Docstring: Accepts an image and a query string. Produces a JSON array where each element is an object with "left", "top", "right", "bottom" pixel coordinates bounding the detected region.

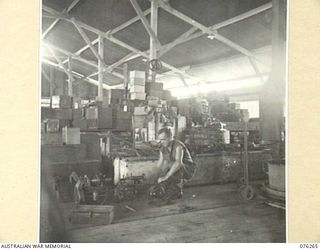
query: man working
[{"left": 149, "top": 127, "right": 196, "bottom": 204}]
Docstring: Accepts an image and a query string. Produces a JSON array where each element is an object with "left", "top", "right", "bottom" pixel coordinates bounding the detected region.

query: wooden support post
[
  {"left": 123, "top": 63, "right": 129, "bottom": 100},
  {"left": 68, "top": 55, "right": 73, "bottom": 96},
  {"left": 259, "top": 0, "right": 286, "bottom": 160},
  {"left": 49, "top": 66, "right": 54, "bottom": 96},
  {"left": 98, "top": 35, "right": 104, "bottom": 100},
  {"left": 150, "top": 0, "right": 158, "bottom": 83}
]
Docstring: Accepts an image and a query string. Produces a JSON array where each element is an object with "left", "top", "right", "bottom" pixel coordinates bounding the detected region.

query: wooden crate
[
  {"left": 69, "top": 205, "right": 114, "bottom": 225},
  {"left": 51, "top": 95, "right": 73, "bottom": 109},
  {"left": 62, "top": 127, "right": 80, "bottom": 144}
]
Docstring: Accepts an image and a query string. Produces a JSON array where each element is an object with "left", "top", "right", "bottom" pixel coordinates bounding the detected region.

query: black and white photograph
[{"left": 40, "top": 0, "right": 287, "bottom": 243}]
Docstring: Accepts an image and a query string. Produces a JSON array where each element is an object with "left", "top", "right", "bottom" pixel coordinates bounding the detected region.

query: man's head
[{"left": 158, "top": 127, "right": 173, "bottom": 148}]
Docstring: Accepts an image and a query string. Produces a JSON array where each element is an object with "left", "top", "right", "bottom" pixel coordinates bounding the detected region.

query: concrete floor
[{"left": 60, "top": 183, "right": 286, "bottom": 243}]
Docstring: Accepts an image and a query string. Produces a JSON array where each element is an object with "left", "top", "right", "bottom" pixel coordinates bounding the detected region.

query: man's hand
[{"left": 158, "top": 176, "right": 168, "bottom": 183}]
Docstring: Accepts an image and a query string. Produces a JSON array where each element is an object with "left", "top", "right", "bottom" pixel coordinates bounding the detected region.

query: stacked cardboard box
[
  {"left": 113, "top": 106, "right": 132, "bottom": 131},
  {"left": 129, "top": 71, "right": 146, "bottom": 100},
  {"left": 41, "top": 132, "right": 63, "bottom": 145},
  {"left": 41, "top": 108, "right": 73, "bottom": 120},
  {"left": 45, "top": 95, "right": 74, "bottom": 131},
  {"left": 104, "top": 89, "right": 124, "bottom": 105},
  {"left": 85, "top": 106, "right": 113, "bottom": 130},
  {"left": 80, "top": 133, "right": 101, "bottom": 160},
  {"left": 97, "top": 107, "right": 113, "bottom": 129},
  {"left": 62, "top": 127, "right": 80, "bottom": 144},
  {"left": 45, "top": 119, "right": 60, "bottom": 133},
  {"left": 51, "top": 95, "right": 73, "bottom": 109},
  {"left": 133, "top": 116, "right": 146, "bottom": 128},
  {"left": 130, "top": 92, "right": 146, "bottom": 100},
  {"left": 145, "top": 82, "right": 163, "bottom": 98},
  {"left": 73, "top": 97, "right": 81, "bottom": 109}
]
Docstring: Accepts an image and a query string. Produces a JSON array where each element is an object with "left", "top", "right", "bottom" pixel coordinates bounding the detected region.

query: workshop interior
[{"left": 40, "top": 0, "right": 287, "bottom": 243}]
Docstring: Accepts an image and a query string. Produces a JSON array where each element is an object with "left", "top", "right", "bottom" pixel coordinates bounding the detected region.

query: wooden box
[
  {"left": 129, "top": 84, "right": 145, "bottom": 93},
  {"left": 130, "top": 92, "right": 146, "bottom": 100},
  {"left": 69, "top": 205, "right": 114, "bottom": 225},
  {"left": 97, "top": 107, "right": 113, "bottom": 129},
  {"left": 62, "top": 127, "right": 80, "bottom": 145},
  {"left": 51, "top": 95, "right": 73, "bottom": 109},
  {"left": 53, "top": 109, "right": 73, "bottom": 120},
  {"left": 45, "top": 119, "right": 60, "bottom": 133},
  {"left": 42, "top": 132, "right": 62, "bottom": 145},
  {"left": 148, "top": 90, "right": 163, "bottom": 99},
  {"left": 145, "top": 82, "right": 163, "bottom": 92},
  {"left": 85, "top": 107, "right": 98, "bottom": 120}
]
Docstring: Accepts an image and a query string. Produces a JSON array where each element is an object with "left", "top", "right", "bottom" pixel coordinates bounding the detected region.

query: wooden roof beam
[
  {"left": 42, "top": 58, "right": 122, "bottom": 89},
  {"left": 43, "top": 42, "right": 124, "bottom": 80},
  {"left": 42, "top": 0, "right": 81, "bottom": 39},
  {"left": 65, "top": 8, "right": 151, "bottom": 62},
  {"left": 71, "top": 18, "right": 106, "bottom": 66},
  {"left": 158, "top": 0, "right": 271, "bottom": 68},
  {"left": 129, "top": 0, "right": 161, "bottom": 49},
  {"left": 45, "top": 45, "right": 75, "bottom": 81},
  {"left": 106, "top": 3, "right": 272, "bottom": 68},
  {"left": 42, "top": 5, "right": 203, "bottom": 83}
]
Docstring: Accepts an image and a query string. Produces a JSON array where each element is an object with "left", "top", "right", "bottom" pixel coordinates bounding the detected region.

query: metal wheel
[{"left": 239, "top": 185, "right": 255, "bottom": 200}]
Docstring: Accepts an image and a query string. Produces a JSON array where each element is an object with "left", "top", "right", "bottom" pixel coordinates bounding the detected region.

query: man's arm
[
  {"left": 158, "top": 145, "right": 183, "bottom": 183},
  {"left": 157, "top": 150, "right": 164, "bottom": 168}
]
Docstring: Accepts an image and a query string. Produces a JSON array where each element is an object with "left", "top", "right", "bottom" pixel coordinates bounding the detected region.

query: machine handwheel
[{"left": 239, "top": 185, "right": 255, "bottom": 200}]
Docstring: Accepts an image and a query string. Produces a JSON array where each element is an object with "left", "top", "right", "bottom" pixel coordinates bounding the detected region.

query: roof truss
[{"left": 41, "top": 1, "right": 272, "bottom": 89}]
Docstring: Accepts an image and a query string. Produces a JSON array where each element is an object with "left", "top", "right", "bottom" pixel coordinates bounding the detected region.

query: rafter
[
  {"left": 130, "top": 0, "right": 161, "bottom": 48},
  {"left": 42, "top": 0, "right": 80, "bottom": 39},
  {"left": 158, "top": 27, "right": 198, "bottom": 58},
  {"left": 98, "top": 35, "right": 104, "bottom": 98},
  {"left": 87, "top": 52, "right": 136, "bottom": 78},
  {"left": 63, "top": 3, "right": 271, "bottom": 66},
  {"left": 71, "top": 18, "right": 106, "bottom": 66},
  {"left": 42, "top": 58, "right": 123, "bottom": 89},
  {"left": 42, "top": 3, "right": 272, "bottom": 85},
  {"left": 43, "top": 42, "right": 124, "bottom": 80},
  {"left": 42, "top": 5, "right": 203, "bottom": 83},
  {"left": 178, "top": 74, "right": 190, "bottom": 89},
  {"left": 42, "top": 13, "right": 57, "bottom": 19},
  {"left": 102, "top": 3, "right": 272, "bottom": 74},
  {"left": 45, "top": 45, "right": 75, "bottom": 81},
  {"left": 248, "top": 57, "right": 265, "bottom": 84},
  {"left": 158, "top": 0, "right": 271, "bottom": 68},
  {"left": 62, "top": 8, "right": 151, "bottom": 64},
  {"left": 109, "top": 9, "right": 151, "bottom": 35},
  {"left": 167, "top": 73, "right": 270, "bottom": 90},
  {"left": 105, "top": 33, "right": 203, "bottom": 83}
]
